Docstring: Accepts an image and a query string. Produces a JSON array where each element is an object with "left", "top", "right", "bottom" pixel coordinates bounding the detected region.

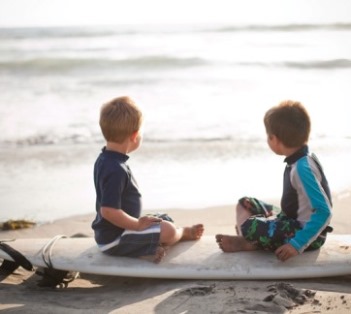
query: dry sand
[{"left": 1, "top": 191, "right": 351, "bottom": 313}]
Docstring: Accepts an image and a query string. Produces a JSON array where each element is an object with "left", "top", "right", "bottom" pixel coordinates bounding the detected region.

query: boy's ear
[
  {"left": 268, "top": 134, "right": 275, "bottom": 141},
  {"left": 130, "top": 131, "right": 139, "bottom": 142}
]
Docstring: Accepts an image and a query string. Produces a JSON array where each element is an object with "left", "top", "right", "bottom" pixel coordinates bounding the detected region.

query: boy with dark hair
[{"left": 216, "top": 100, "right": 332, "bottom": 262}]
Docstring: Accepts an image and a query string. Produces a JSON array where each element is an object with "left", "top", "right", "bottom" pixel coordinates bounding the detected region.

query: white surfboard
[{"left": 0, "top": 234, "right": 350, "bottom": 279}]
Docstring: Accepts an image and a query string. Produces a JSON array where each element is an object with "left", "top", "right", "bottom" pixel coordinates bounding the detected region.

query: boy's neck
[
  {"left": 283, "top": 145, "right": 306, "bottom": 158},
  {"left": 105, "top": 141, "right": 128, "bottom": 154}
]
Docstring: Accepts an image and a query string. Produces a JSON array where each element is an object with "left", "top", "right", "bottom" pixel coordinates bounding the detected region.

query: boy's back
[{"left": 92, "top": 147, "right": 142, "bottom": 245}]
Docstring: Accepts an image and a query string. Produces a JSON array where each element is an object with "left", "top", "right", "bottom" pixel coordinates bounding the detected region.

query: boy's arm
[
  {"left": 100, "top": 207, "right": 161, "bottom": 231},
  {"left": 289, "top": 209, "right": 331, "bottom": 253},
  {"left": 288, "top": 159, "right": 332, "bottom": 253}
]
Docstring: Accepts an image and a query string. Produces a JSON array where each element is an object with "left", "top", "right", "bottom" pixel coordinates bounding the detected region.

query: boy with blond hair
[
  {"left": 216, "top": 100, "right": 333, "bottom": 262},
  {"left": 92, "top": 96, "right": 204, "bottom": 263}
]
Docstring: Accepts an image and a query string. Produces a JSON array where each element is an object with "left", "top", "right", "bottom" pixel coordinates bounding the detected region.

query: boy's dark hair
[
  {"left": 264, "top": 100, "right": 311, "bottom": 148},
  {"left": 99, "top": 96, "right": 143, "bottom": 143}
]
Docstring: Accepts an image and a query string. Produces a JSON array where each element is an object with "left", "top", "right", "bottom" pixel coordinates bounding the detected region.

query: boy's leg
[
  {"left": 238, "top": 197, "right": 275, "bottom": 217},
  {"left": 217, "top": 196, "right": 273, "bottom": 251},
  {"left": 102, "top": 221, "right": 203, "bottom": 264},
  {"left": 159, "top": 220, "right": 204, "bottom": 246},
  {"left": 103, "top": 225, "right": 162, "bottom": 263},
  {"left": 216, "top": 234, "right": 257, "bottom": 252},
  {"left": 241, "top": 215, "right": 301, "bottom": 251},
  {"left": 216, "top": 214, "right": 270, "bottom": 253},
  {"left": 236, "top": 197, "right": 276, "bottom": 235},
  {"left": 235, "top": 203, "right": 252, "bottom": 235},
  {"left": 217, "top": 214, "right": 300, "bottom": 253},
  {"left": 140, "top": 221, "right": 204, "bottom": 263},
  {"left": 148, "top": 222, "right": 204, "bottom": 263}
]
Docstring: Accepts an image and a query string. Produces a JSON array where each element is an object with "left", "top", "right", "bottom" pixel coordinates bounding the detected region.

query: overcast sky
[{"left": 0, "top": 0, "right": 351, "bottom": 27}]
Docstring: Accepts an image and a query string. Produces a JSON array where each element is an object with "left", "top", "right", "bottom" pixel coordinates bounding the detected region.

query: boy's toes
[
  {"left": 153, "top": 246, "right": 166, "bottom": 264},
  {"left": 181, "top": 224, "right": 204, "bottom": 241},
  {"left": 194, "top": 224, "right": 204, "bottom": 239},
  {"left": 215, "top": 234, "right": 223, "bottom": 243}
]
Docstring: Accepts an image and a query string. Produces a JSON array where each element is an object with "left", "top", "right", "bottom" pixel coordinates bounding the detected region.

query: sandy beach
[{"left": 1, "top": 191, "right": 350, "bottom": 314}]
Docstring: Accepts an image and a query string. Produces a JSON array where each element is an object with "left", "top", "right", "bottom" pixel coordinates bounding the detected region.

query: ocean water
[{"left": 1, "top": 22, "right": 351, "bottom": 223}]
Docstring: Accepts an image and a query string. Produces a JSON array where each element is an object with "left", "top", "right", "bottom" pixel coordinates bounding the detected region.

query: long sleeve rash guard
[{"left": 281, "top": 145, "right": 332, "bottom": 253}]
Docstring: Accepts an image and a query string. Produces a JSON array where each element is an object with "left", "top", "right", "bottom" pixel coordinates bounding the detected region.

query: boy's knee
[
  {"left": 236, "top": 203, "right": 244, "bottom": 212},
  {"left": 159, "top": 220, "right": 177, "bottom": 243}
]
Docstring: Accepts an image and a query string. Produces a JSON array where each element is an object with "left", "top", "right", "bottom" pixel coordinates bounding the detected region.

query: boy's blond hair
[
  {"left": 264, "top": 100, "right": 311, "bottom": 148},
  {"left": 99, "top": 96, "right": 143, "bottom": 143}
]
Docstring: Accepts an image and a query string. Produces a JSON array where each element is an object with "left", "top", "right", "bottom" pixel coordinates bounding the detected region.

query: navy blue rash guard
[
  {"left": 91, "top": 147, "right": 142, "bottom": 245},
  {"left": 281, "top": 145, "right": 332, "bottom": 252}
]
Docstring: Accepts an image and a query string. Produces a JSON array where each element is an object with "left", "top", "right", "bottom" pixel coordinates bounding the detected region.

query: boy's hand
[
  {"left": 137, "top": 215, "right": 162, "bottom": 231},
  {"left": 275, "top": 243, "right": 299, "bottom": 262}
]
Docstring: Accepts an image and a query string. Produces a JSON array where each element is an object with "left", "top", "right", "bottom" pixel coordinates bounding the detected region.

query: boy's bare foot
[
  {"left": 140, "top": 245, "right": 167, "bottom": 264},
  {"left": 153, "top": 245, "right": 167, "bottom": 263},
  {"left": 215, "top": 234, "right": 257, "bottom": 253},
  {"left": 180, "top": 224, "right": 204, "bottom": 241}
]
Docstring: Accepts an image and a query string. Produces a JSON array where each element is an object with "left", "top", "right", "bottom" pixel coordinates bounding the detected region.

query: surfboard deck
[{"left": 0, "top": 234, "right": 350, "bottom": 279}]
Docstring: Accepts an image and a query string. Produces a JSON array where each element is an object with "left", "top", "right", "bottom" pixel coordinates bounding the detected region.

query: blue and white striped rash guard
[{"left": 281, "top": 145, "right": 332, "bottom": 253}]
